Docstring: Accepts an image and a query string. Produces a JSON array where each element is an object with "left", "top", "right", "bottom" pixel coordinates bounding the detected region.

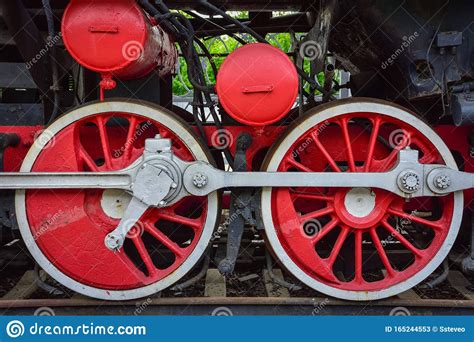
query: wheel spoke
[
  {"left": 364, "top": 118, "right": 382, "bottom": 171},
  {"left": 381, "top": 219, "right": 422, "bottom": 257},
  {"left": 96, "top": 116, "right": 113, "bottom": 168},
  {"left": 339, "top": 118, "right": 356, "bottom": 172},
  {"left": 144, "top": 222, "right": 184, "bottom": 257},
  {"left": 300, "top": 206, "right": 334, "bottom": 223},
  {"left": 291, "top": 191, "right": 334, "bottom": 202},
  {"left": 78, "top": 146, "right": 99, "bottom": 171},
  {"left": 158, "top": 210, "right": 202, "bottom": 230},
  {"left": 131, "top": 236, "right": 158, "bottom": 277},
  {"left": 312, "top": 218, "right": 339, "bottom": 244},
  {"left": 327, "top": 226, "right": 349, "bottom": 267},
  {"left": 369, "top": 228, "right": 395, "bottom": 277},
  {"left": 285, "top": 156, "right": 313, "bottom": 172},
  {"left": 388, "top": 209, "right": 442, "bottom": 230},
  {"left": 354, "top": 230, "right": 363, "bottom": 284},
  {"left": 124, "top": 117, "right": 138, "bottom": 161},
  {"left": 311, "top": 132, "right": 341, "bottom": 172}
]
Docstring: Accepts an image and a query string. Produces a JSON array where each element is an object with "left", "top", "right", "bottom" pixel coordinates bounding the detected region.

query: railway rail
[{"left": 0, "top": 267, "right": 472, "bottom": 316}]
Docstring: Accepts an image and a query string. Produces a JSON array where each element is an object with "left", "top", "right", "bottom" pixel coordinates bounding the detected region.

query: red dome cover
[{"left": 216, "top": 43, "right": 299, "bottom": 126}]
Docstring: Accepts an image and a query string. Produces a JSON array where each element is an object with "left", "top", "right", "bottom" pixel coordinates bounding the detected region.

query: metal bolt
[
  {"left": 399, "top": 171, "right": 420, "bottom": 193},
  {"left": 192, "top": 173, "right": 208, "bottom": 188},
  {"left": 105, "top": 234, "right": 121, "bottom": 251},
  {"left": 434, "top": 174, "right": 451, "bottom": 190},
  {"left": 171, "top": 182, "right": 178, "bottom": 189}
]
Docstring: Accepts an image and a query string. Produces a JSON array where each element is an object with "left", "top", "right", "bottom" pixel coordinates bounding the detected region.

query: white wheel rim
[
  {"left": 261, "top": 99, "right": 463, "bottom": 301},
  {"left": 16, "top": 101, "right": 219, "bottom": 300}
]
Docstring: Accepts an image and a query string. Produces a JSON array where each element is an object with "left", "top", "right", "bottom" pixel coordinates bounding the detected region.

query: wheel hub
[
  {"left": 100, "top": 189, "right": 132, "bottom": 219},
  {"left": 334, "top": 188, "right": 390, "bottom": 229},
  {"left": 343, "top": 188, "right": 375, "bottom": 218}
]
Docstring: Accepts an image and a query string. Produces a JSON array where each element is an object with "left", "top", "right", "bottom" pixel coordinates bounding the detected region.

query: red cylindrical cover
[
  {"left": 62, "top": 0, "right": 177, "bottom": 79},
  {"left": 216, "top": 43, "right": 299, "bottom": 126}
]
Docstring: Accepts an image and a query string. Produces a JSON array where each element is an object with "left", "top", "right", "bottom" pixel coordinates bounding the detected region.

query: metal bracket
[{"left": 218, "top": 133, "right": 253, "bottom": 276}]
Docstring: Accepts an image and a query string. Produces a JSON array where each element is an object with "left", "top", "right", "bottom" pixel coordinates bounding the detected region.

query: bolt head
[
  {"left": 105, "top": 234, "right": 121, "bottom": 251},
  {"left": 399, "top": 170, "right": 420, "bottom": 193},
  {"left": 434, "top": 174, "right": 451, "bottom": 190},
  {"left": 192, "top": 173, "right": 208, "bottom": 188}
]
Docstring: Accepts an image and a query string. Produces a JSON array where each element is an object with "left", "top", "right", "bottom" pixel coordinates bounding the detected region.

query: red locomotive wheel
[
  {"left": 15, "top": 101, "right": 220, "bottom": 300},
  {"left": 261, "top": 99, "right": 463, "bottom": 300}
]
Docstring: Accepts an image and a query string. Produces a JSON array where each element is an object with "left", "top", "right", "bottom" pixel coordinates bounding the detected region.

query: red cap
[{"left": 216, "top": 43, "right": 299, "bottom": 126}]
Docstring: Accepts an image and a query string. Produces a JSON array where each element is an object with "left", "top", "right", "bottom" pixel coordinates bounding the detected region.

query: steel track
[{"left": 0, "top": 297, "right": 473, "bottom": 315}]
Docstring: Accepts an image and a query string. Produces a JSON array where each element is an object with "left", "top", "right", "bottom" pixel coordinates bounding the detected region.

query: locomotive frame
[{"left": 0, "top": 0, "right": 473, "bottom": 309}]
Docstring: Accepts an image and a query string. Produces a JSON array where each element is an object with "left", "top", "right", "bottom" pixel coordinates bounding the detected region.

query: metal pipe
[
  {"left": 323, "top": 63, "right": 335, "bottom": 102},
  {"left": 421, "top": 259, "right": 449, "bottom": 289},
  {"left": 265, "top": 251, "right": 302, "bottom": 292},
  {"left": 35, "top": 264, "right": 64, "bottom": 296},
  {"left": 170, "top": 252, "right": 210, "bottom": 291}
]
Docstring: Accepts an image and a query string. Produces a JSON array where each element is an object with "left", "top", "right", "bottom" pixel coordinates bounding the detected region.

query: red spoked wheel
[
  {"left": 15, "top": 101, "right": 220, "bottom": 300},
  {"left": 261, "top": 99, "right": 463, "bottom": 300}
]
